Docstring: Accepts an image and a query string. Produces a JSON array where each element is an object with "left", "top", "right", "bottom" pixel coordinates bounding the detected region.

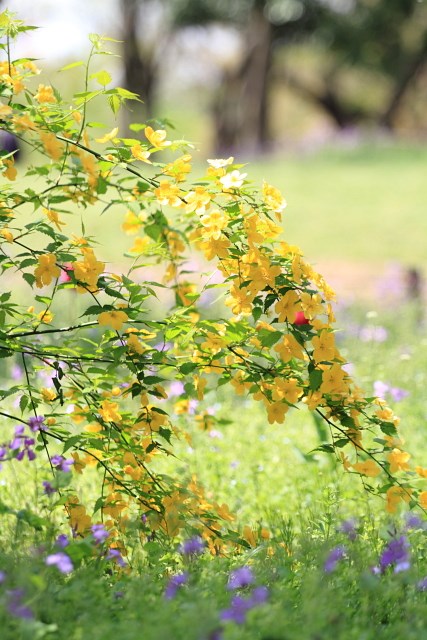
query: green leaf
[
  {"left": 179, "top": 362, "right": 198, "bottom": 375},
  {"left": 60, "top": 60, "right": 85, "bottom": 72},
  {"left": 19, "top": 395, "right": 28, "bottom": 413},
  {"left": 108, "top": 94, "right": 121, "bottom": 115},
  {"left": 91, "top": 70, "right": 112, "bottom": 87},
  {"left": 309, "top": 368, "right": 322, "bottom": 391}
]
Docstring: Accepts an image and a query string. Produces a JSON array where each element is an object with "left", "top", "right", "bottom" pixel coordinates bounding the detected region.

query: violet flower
[
  {"left": 221, "top": 595, "right": 252, "bottom": 625},
  {"left": 45, "top": 552, "right": 73, "bottom": 574},
  {"left": 164, "top": 571, "right": 189, "bottom": 599},
  {"left": 179, "top": 536, "right": 205, "bottom": 557},
  {"left": 227, "top": 566, "right": 254, "bottom": 590},
  {"left": 417, "top": 577, "right": 427, "bottom": 591},
  {"left": 51, "top": 455, "right": 74, "bottom": 472},
  {"left": 379, "top": 536, "right": 410, "bottom": 574},
  {"left": 16, "top": 438, "right": 36, "bottom": 461},
  {"left": 0, "top": 446, "right": 7, "bottom": 470},
  {"left": 324, "top": 546, "right": 347, "bottom": 573},
  {"left": 338, "top": 518, "right": 358, "bottom": 541},
  {"left": 91, "top": 523, "right": 110, "bottom": 545},
  {"left": 55, "top": 534, "right": 69, "bottom": 548},
  {"left": 9, "top": 424, "right": 25, "bottom": 450},
  {"left": 106, "top": 548, "right": 127, "bottom": 567},
  {"left": 28, "top": 415, "right": 46, "bottom": 432},
  {"left": 42, "top": 480, "right": 56, "bottom": 496},
  {"left": 7, "top": 589, "right": 33, "bottom": 620}
]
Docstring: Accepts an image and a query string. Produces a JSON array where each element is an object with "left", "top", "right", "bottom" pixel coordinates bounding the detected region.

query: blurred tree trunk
[
  {"left": 280, "top": 71, "right": 371, "bottom": 129},
  {"left": 381, "top": 35, "right": 427, "bottom": 129},
  {"left": 119, "top": 0, "right": 158, "bottom": 131},
  {"left": 213, "top": 4, "right": 272, "bottom": 156}
]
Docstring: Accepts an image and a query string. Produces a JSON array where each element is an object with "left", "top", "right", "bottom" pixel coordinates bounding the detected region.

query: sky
[{"left": 4, "top": 0, "right": 119, "bottom": 62}]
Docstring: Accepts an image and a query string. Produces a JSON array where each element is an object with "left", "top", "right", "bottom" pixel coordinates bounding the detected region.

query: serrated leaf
[{"left": 91, "top": 70, "right": 112, "bottom": 87}]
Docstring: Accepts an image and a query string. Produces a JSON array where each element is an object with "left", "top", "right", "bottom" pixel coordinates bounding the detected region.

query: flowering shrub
[{"left": 0, "top": 12, "right": 425, "bottom": 559}]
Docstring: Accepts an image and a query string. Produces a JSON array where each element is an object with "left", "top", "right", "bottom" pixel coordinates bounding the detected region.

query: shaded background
[{"left": 2, "top": 0, "right": 427, "bottom": 300}]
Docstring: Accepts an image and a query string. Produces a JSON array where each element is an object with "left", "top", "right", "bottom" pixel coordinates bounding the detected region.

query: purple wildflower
[
  {"left": 179, "top": 536, "right": 205, "bottom": 557},
  {"left": 373, "top": 380, "right": 389, "bottom": 399},
  {"left": 9, "top": 424, "right": 25, "bottom": 449},
  {"left": 360, "top": 326, "right": 388, "bottom": 342},
  {"left": 0, "top": 446, "right": 7, "bottom": 470},
  {"left": 0, "top": 570, "right": 6, "bottom": 584},
  {"left": 379, "top": 536, "right": 410, "bottom": 573},
  {"left": 389, "top": 387, "right": 409, "bottom": 403},
  {"left": 45, "top": 552, "right": 73, "bottom": 574},
  {"left": 221, "top": 594, "right": 252, "bottom": 625},
  {"left": 28, "top": 415, "right": 46, "bottom": 432},
  {"left": 42, "top": 480, "right": 56, "bottom": 496},
  {"left": 338, "top": 518, "right": 358, "bottom": 541},
  {"left": 164, "top": 571, "right": 189, "bottom": 599},
  {"left": 324, "top": 545, "right": 347, "bottom": 573},
  {"left": 227, "top": 566, "right": 254, "bottom": 590},
  {"left": 51, "top": 455, "right": 74, "bottom": 472},
  {"left": 106, "top": 548, "right": 127, "bottom": 567},
  {"left": 405, "top": 513, "right": 425, "bottom": 530},
  {"left": 417, "top": 577, "right": 427, "bottom": 591},
  {"left": 55, "top": 534, "right": 69, "bottom": 548},
  {"left": 16, "top": 438, "right": 36, "bottom": 461},
  {"left": 91, "top": 523, "right": 110, "bottom": 545},
  {"left": 168, "top": 381, "right": 185, "bottom": 397},
  {"left": 248, "top": 585, "right": 269, "bottom": 606},
  {"left": 7, "top": 589, "right": 33, "bottom": 620}
]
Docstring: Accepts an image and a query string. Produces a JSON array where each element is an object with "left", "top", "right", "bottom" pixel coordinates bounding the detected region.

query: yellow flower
[
  {"left": 121, "top": 210, "right": 144, "bottom": 235},
  {"left": 144, "top": 126, "right": 171, "bottom": 149},
  {"left": 272, "top": 377, "right": 302, "bottom": 404},
  {"left": 163, "top": 154, "right": 192, "bottom": 182},
  {"left": 154, "top": 181, "right": 182, "bottom": 207},
  {"left": 199, "top": 236, "right": 231, "bottom": 261},
  {"left": 0, "top": 103, "right": 13, "bottom": 118},
  {"left": 420, "top": 491, "right": 427, "bottom": 509},
  {"left": 127, "top": 332, "right": 145, "bottom": 354},
  {"left": 184, "top": 186, "right": 211, "bottom": 215},
  {"left": 388, "top": 448, "right": 411, "bottom": 473},
  {"left": 266, "top": 401, "right": 288, "bottom": 424},
  {"left": 98, "top": 309, "right": 129, "bottom": 331},
  {"left": 99, "top": 400, "right": 122, "bottom": 423},
  {"left": 312, "top": 330, "right": 336, "bottom": 363},
  {"left": 320, "top": 363, "right": 348, "bottom": 395},
  {"left": 95, "top": 127, "right": 119, "bottom": 143},
  {"left": 34, "top": 84, "right": 56, "bottom": 103},
  {"left": 37, "top": 309, "right": 54, "bottom": 323},
  {"left": 128, "top": 236, "right": 150, "bottom": 255},
  {"left": 41, "top": 387, "right": 56, "bottom": 402},
  {"left": 43, "top": 207, "right": 66, "bottom": 231},
  {"left": 200, "top": 209, "right": 229, "bottom": 239},
  {"left": 352, "top": 459, "right": 381, "bottom": 478},
  {"left": 2, "top": 158, "right": 17, "bottom": 180},
  {"left": 73, "top": 248, "right": 104, "bottom": 291},
  {"left": 300, "top": 292, "right": 324, "bottom": 319},
  {"left": 130, "top": 143, "right": 152, "bottom": 163},
  {"left": 262, "top": 181, "right": 287, "bottom": 216},
  {"left": 274, "top": 290, "right": 300, "bottom": 323},
  {"left": 0, "top": 228, "right": 14, "bottom": 243},
  {"left": 274, "top": 333, "right": 305, "bottom": 362},
  {"left": 34, "top": 253, "right": 61, "bottom": 288},
  {"left": 39, "top": 131, "right": 63, "bottom": 161},
  {"left": 386, "top": 486, "right": 411, "bottom": 513}
]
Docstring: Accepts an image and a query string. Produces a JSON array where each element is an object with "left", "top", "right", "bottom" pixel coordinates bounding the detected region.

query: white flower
[
  {"left": 220, "top": 170, "right": 247, "bottom": 190},
  {"left": 207, "top": 156, "right": 234, "bottom": 169}
]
